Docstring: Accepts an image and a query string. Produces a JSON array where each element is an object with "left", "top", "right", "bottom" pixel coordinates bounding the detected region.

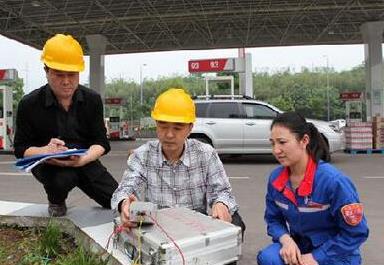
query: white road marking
[
  {"left": 0, "top": 171, "right": 251, "bottom": 178},
  {"left": 363, "top": 176, "right": 384, "bottom": 179},
  {"left": 0, "top": 172, "right": 32, "bottom": 176},
  {"left": 0, "top": 161, "right": 14, "bottom": 164}
]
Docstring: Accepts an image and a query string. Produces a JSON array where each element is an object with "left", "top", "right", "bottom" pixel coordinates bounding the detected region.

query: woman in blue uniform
[{"left": 257, "top": 112, "right": 369, "bottom": 265}]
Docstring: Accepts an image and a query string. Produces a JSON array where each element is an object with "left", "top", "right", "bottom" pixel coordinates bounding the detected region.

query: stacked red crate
[
  {"left": 345, "top": 122, "right": 373, "bottom": 150},
  {"left": 372, "top": 116, "right": 384, "bottom": 149}
]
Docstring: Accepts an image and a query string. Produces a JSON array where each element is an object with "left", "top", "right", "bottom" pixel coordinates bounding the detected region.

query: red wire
[
  {"left": 149, "top": 215, "right": 186, "bottom": 265},
  {"left": 108, "top": 217, "right": 186, "bottom": 265},
  {"left": 105, "top": 224, "right": 125, "bottom": 249}
]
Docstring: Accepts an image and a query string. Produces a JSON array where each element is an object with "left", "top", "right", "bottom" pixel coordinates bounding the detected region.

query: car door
[
  {"left": 241, "top": 103, "right": 279, "bottom": 153},
  {"left": 205, "top": 102, "right": 243, "bottom": 152}
]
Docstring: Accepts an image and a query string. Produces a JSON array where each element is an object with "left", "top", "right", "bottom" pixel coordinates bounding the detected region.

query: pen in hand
[{"left": 46, "top": 138, "right": 68, "bottom": 153}]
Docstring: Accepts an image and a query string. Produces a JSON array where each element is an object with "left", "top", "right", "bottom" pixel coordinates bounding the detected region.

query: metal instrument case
[{"left": 114, "top": 207, "right": 242, "bottom": 265}]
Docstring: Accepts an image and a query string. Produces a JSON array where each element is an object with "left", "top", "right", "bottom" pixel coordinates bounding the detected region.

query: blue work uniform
[{"left": 257, "top": 159, "right": 369, "bottom": 265}]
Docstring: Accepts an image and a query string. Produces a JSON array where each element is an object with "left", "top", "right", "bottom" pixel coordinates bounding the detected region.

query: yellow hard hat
[
  {"left": 151, "top": 88, "right": 196, "bottom": 123},
  {"left": 41, "top": 34, "right": 85, "bottom": 72}
]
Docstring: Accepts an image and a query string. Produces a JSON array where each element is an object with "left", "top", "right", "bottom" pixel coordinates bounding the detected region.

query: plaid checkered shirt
[{"left": 111, "top": 139, "right": 239, "bottom": 215}]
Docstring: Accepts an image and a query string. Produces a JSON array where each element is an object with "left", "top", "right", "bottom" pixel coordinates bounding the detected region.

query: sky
[{"left": 0, "top": 34, "right": 366, "bottom": 94}]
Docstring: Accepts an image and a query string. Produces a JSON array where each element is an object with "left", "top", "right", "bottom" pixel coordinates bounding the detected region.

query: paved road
[{"left": 1, "top": 140, "right": 383, "bottom": 265}]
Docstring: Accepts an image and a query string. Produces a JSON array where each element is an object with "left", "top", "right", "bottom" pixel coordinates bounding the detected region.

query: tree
[
  {"left": 9, "top": 78, "right": 24, "bottom": 116},
  {"left": 104, "top": 64, "right": 366, "bottom": 121}
]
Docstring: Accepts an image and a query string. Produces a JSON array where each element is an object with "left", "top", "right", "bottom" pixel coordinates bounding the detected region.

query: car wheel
[
  {"left": 196, "top": 137, "right": 210, "bottom": 144},
  {"left": 192, "top": 136, "right": 213, "bottom": 146}
]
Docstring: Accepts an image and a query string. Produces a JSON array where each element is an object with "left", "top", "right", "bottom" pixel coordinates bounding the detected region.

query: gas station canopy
[{"left": 1, "top": 1, "right": 384, "bottom": 54}]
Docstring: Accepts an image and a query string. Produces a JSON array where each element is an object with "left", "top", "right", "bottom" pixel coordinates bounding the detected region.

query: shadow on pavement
[{"left": 220, "top": 154, "right": 279, "bottom": 165}]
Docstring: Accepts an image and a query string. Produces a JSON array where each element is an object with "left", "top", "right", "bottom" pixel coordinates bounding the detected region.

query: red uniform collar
[{"left": 272, "top": 157, "right": 317, "bottom": 197}]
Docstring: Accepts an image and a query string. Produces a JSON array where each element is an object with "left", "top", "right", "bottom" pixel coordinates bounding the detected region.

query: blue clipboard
[{"left": 15, "top": 149, "right": 88, "bottom": 171}]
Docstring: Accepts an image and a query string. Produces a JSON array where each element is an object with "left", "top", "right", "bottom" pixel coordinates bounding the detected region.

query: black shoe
[{"left": 48, "top": 202, "right": 67, "bottom": 217}]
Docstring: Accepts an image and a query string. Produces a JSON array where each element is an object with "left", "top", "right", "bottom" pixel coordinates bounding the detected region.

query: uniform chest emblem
[
  {"left": 306, "top": 200, "right": 325, "bottom": 208},
  {"left": 341, "top": 203, "right": 364, "bottom": 226}
]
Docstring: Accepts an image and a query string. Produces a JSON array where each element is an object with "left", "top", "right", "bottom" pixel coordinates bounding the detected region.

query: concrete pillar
[
  {"left": 361, "top": 22, "right": 384, "bottom": 120},
  {"left": 244, "top": 53, "right": 253, "bottom": 97},
  {"left": 86, "top": 34, "right": 107, "bottom": 100},
  {"left": 238, "top": 53, "right": 253, "bottom": 97}
]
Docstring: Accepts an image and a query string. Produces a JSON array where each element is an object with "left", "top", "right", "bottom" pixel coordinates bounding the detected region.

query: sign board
[
  {"left": 109, "top": 116, "right": 120, "bottom": 123},
  {"left": 105, "top": 97, "right": 124, "bottom": 105},
  {"left": 188, "top": 58, "right": 235, "bottom": 72},
  {"left": 0, "top": 69, "right": 18, "bottom": 81},
  {"left": 340, "top": 92, "right": 363, "bottom": 101}
]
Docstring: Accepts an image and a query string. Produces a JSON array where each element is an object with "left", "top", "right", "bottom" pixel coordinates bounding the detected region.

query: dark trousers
[
  {"left": 32, "top": 160, "right": 118, "bottom": 208},
  {"left": 232, "top": 211, "right": 246, "bottom": 242},
  {"left": 228, "top": 211, "right": 246, "bottom": 265}
]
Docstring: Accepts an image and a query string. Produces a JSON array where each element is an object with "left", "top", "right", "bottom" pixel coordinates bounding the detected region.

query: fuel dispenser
[
  {"left": 0, "top": 69, "right": 17, "bottom": 151},
  {"left": 340, "top": 92, "right": 363, "bottom": 123},
  {"left": 104, "top": 97, "right": 124, "bottom": 139}
]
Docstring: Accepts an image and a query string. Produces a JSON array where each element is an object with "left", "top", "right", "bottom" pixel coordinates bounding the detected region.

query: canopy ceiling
[{"left": 1, "top": 0, "right": 384, "bottom": 55}]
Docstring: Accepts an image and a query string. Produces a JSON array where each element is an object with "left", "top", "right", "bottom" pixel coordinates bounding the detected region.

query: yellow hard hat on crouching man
[
  {"left": 151, "top": 88, "right": 196, "bottom": 123},
  {"left": 41, "top": 33, "right": 85, "bottom": 72},
  {"left": 150, "top": 88, "right": 196, "bottom": 160}
]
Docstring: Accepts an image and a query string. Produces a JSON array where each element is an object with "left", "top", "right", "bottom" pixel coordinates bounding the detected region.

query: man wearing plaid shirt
[{"left": 111, "top": 88, "right": 245, "bottom": 235}]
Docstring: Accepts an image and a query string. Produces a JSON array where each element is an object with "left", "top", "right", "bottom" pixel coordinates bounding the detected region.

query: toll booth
[{"left": 0, "top": 69, "right": 17, "bottom": 151}]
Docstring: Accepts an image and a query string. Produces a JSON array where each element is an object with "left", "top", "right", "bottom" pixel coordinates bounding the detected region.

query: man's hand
[
  {"left": 45, "top": 138, "right": 67, "bottom": 153},
  {"left": 212, "top": 202, "right": 232, "bottom": 223},
  {"left": 279, "top": 234, "right": 303, "bottom": 265},
  {"left": 46, "top": 155, "right": 89, "bottom": 167},
  {"left": 45, "top": 144, "right": 103, "bottom": 168},
  {"left": 301, "top": 254, "right": 318, "bottom": 265},
  {"left": 120, "top": 194, "right": 138, "bottom": 230}
]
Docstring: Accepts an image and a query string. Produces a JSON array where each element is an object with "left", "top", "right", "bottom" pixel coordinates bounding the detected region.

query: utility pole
[
  {"left": 139, "top": 64, "right": 146, "bottom": 131},
  {"left": 140, "top": 64, "right": 147, "bottom": 106},
  {"left": 324, "top": 55, "right": 330, "bottom": 121},
  {"left": 130, "top": 93, "right": 133, "bottom": 128}
]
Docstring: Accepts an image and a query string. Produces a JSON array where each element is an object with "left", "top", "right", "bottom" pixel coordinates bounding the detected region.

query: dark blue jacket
[{"left": 265, "top": 160, "right": 369, "bottom": 264}]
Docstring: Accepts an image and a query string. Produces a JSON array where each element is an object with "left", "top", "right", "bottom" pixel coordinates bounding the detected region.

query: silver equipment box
[{"left": 113, "top": 207, "right": 242, "bottom": 265}]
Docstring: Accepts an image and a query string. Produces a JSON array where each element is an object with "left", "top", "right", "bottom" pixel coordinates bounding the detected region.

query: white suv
[{"left": 190, "top": 96, "right": 345, "bottom": 155}]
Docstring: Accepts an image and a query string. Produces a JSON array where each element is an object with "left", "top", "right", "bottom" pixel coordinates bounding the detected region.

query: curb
[{"left": 0, "top": 201, "right": 130, "bottom": 265}]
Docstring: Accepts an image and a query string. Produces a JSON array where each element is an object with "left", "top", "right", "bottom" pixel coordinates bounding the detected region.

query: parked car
[
  {"left": 330, "top": 119, "right": 346, "bottom": 131},
  {"left": 190, "top": 95, "right": 345, "bottom": 156}
]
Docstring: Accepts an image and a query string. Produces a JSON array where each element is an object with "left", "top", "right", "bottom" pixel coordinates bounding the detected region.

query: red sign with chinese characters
[
  {"left": 340, "top": 92, "right": 363, "bottom": 101},
  {"left": 0, "top": 70, "right": 6, "bottom": 80},
  {"left": 0, "top": 69, "right": 17, "bottom": 81},
  {"left": 188, "top": 58, "right": 234, "bottom": 72}
]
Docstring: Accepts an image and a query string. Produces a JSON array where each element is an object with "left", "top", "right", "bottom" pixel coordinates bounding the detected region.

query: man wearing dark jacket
[{"left": 14, "top": 34, "right": 117, "bottom": 217}]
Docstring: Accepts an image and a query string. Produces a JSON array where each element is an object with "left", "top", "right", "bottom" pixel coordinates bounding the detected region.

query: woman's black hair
[{"left": 271, "top": 112, "right": 330, "bottom": 162}]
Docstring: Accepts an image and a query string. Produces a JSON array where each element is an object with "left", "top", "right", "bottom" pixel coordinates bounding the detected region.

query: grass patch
[
  {"left": 0, "top": 222, "right": 108, "bottom": 265},
  {"left": 56, "top": 247, "right": 108, "bottom": 265}
]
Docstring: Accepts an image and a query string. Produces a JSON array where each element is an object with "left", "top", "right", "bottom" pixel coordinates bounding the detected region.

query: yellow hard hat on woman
[
  {"left": 41, "top": 34, "right": 85, "bottom": 72},
  {"left": 151, "top": 88, "right": 196, "bottom": 123}
]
